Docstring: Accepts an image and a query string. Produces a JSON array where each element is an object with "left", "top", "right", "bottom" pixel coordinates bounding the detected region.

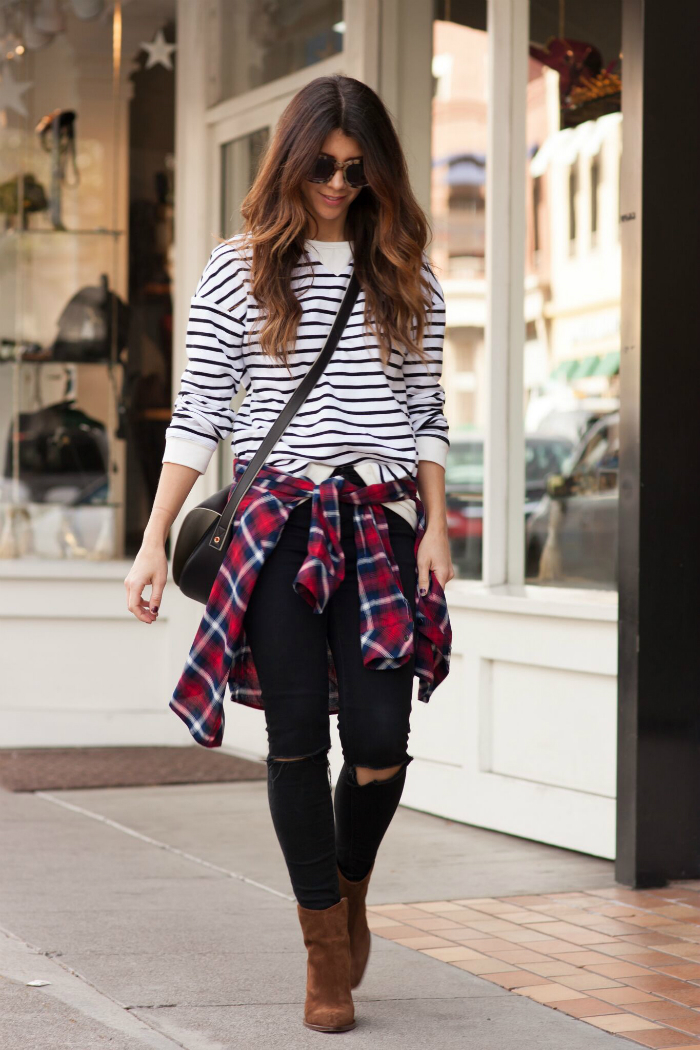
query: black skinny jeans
[{"left": 242, "top": 464, "right": 418, "bottom": 908}]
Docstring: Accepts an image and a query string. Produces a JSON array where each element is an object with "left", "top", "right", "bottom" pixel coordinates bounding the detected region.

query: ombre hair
[{"left": 224, "top": 74, "right": 435, "bottom": 368}]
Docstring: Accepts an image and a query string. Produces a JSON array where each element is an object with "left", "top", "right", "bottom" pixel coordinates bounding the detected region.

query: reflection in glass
[
  {"left": 446, "top": 432, "right": 572, "bottom": 580},
  {"left": 221, "top": 129, "right": 269, "bottom": 239},
  {"left": 214, "top": 0, "right": 343, "bottom": 105},
  {"left": 216, "top": 128, "right": 269, "bottom": 488},
  {"left": 526, "top": 415, "right": 619, "bottom": 587},
  {"left": 524, "top": 1, "right": 622, "bottom": 590},
  {"left": 590, "top": 154, "right": 600, "bottom": 238},
  {"left": 568, "top": 164, "right": 578, "bottom": 247},
  {"left": 431, "top": 2, "right": 488, "bottom": 579}
]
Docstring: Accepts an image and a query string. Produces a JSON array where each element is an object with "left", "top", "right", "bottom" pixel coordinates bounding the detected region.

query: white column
[
  {"left": 345, "top": 0, "right": 381, "bottom": 92},
  {"left": 483, "top": 0, "right": 528, "bottom": 587},
  {"left": 378, "top": 0, "right": 433, "bottom": 216},
  {"left": 173, "top": 0, "right": 219, "bottom": 506}
]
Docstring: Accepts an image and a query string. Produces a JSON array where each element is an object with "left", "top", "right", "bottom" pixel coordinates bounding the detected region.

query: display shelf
[
  {"left": 0, "top": 499, "right": 123, "bottom": 561},
  {"left": 0, "top": 357, "right": 123, "bottom": 365},
  {"left": 0, "top": 228, "right": 125, "bottom": 237}
]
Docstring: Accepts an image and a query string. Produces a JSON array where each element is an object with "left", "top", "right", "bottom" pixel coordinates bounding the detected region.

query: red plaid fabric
[{"left": 170, "top": 459, "right": 452, "bottom": 748}]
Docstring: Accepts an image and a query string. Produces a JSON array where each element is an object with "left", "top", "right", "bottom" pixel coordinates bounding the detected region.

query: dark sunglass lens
[
  {"left": 345, "top": 161, "right": 367, "bottom": 187},
  {"left": 310, "top": 155, "right": 335, "bottom": 182}
]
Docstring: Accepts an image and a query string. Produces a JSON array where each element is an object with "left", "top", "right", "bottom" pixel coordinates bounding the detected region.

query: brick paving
[{"left": 367, "top": 882, "right": 700, "bottom": 1048}]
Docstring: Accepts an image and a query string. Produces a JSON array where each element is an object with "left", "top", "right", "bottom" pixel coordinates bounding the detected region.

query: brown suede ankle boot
[
  {"left": 337, "top": 863, "right": 374, "bottom": 988},
  {"left": 296, "top": 896, "right": 356, "bottom": 1032}
]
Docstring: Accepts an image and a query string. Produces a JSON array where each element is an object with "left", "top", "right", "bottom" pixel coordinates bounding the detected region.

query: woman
[{"left": 125, "top": 73, "right": 454, "bottom": 1034}]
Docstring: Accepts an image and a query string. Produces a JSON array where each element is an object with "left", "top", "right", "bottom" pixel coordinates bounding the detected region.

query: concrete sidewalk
[{"left": 0, "top": 778, "right": 629, "bottom": 1049}]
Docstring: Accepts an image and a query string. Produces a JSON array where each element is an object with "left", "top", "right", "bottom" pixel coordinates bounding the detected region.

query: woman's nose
[{"left": 327, "top": 168, "right": 346, "bottom": 192}]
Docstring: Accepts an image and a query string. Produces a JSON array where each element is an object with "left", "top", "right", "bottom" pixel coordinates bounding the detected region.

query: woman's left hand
[{"left": 417, "top": 525, "right": 455, "bottom": 594}]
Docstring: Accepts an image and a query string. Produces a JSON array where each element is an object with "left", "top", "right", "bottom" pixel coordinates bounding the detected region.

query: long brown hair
[{"left": 226, "top": 74, "right": 435, "bottom": 369}]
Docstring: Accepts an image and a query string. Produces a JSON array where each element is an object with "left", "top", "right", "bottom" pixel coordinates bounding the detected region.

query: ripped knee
[
  {"left": 266, "top": 744, "right": 330, "bottom": 783},
  {"left": 350, "top": 754, "right": 413, "bottom": 787}
]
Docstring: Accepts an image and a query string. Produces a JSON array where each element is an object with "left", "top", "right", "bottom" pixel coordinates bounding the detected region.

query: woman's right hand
[
  {"left": 126, "top": 461, "right": 202, "bottom": 622},
  {"left": 124, "top": 543, "right": 168, "bottom": 623}
]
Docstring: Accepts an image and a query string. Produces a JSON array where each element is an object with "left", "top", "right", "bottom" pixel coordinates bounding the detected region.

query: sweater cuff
[
  {"left": 416, "top": 434, "right": 449, "bottom": 468},
  {"left": 162, "top": 436, "right": 216, "bottom": 475}
]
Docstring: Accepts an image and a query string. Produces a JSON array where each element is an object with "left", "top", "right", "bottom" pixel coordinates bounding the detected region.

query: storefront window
[
  {"left": 0, "top": 2, "right": 176, "bottom": 561},
  {"left": 431, "top": 0, "right": 487, "bottom": 581},
  {"left": 210, "top": 0, "right": 344, "bottom": 106},
  {"left": 523, "top": 1, "right": 622, "bottom": 590}
]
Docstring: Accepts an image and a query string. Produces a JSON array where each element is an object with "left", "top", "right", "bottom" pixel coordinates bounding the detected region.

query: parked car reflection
[
  {"left": 445, "top": 433, "right": 574, "bottom": 578},
  {"left": 526, "top": 412, "right": 619, "bottom": 589}
]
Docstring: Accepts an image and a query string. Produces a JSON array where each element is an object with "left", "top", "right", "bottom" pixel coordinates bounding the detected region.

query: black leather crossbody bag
[{"left": 172, "top": 271, "right": 360, "bottom": 604}]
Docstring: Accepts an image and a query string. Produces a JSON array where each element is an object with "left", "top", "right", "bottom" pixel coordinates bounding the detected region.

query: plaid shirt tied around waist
[{"left": 170, "top": 459, "right": 453, "bottom": 748}]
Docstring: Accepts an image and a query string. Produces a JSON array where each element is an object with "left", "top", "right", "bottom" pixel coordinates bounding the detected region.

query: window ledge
[
  {"left": 0, "top": 558, "right": 133, "bottom": 581},
  {"left": 445, "top": 579, "right": 618, "bottom": 621},
  {"left": 0, "top": 561, "right": 618, "bottom": 623}
]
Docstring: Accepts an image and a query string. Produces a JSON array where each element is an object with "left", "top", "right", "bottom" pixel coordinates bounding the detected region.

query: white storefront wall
[{"left": 0, "top": 0, "right": 618, "bottom": 862}]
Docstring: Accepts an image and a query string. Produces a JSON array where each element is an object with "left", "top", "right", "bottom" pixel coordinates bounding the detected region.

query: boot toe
[{"left": 304, "top": 1006, "right": 356, "bottom": 1032}]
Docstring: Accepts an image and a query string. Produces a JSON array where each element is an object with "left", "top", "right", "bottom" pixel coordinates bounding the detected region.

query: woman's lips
[{"left": 319, "top": 192, "right": 346, "bottom": 205}]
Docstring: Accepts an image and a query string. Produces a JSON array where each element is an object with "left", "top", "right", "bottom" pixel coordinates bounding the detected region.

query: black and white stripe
[{"left": 163, "top": 234, "right": 449, "bottom": 482}]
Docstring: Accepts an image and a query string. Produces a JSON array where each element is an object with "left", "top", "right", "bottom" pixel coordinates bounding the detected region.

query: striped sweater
[{"left": 162, "top": 234, "right": 449, "bottom": 527}]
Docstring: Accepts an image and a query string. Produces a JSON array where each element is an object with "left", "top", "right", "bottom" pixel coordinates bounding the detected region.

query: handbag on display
[
  {"left": 2, "top": 399, "right": 109, "bottom": 504},
  {"left": 50, "top": 274, "right": 129, "bottom": 363},
  {"left": 172, "top": 271, "right": 360, "bottom": 604}
]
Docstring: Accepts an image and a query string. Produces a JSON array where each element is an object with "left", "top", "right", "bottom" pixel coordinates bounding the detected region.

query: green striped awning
[
  {"left": 594, "top": 351, "right": 620, "bottom": 376},
  {"left": 550, "top": 359, "right": 579, "bottom": 381},
  {"left": 569, "top": 355, "right": 601, "bottom": 380},
  {"left": 550, "top": 352, "right": 619, "bottom": 383}
]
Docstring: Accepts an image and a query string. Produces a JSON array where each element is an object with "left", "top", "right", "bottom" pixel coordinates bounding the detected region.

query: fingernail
[
  {"left": 151, "top": 606, "right": 159, "bottom": 614},
  {"left": 419, "top": 587, "right": 427, "bottom": 596}
]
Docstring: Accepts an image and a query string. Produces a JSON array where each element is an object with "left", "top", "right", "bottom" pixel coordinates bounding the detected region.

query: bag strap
[{"left": 208, "top": 269, "right": 361, "bottom": 551}]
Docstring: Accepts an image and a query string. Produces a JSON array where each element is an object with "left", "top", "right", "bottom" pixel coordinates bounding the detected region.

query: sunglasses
[{"left": 306, "top": 152, "right": 368, "bottom": 188}]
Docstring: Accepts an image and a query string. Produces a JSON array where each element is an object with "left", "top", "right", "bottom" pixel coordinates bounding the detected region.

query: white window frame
[{"left": 482, "top": 0, "right": 528, "bottom": 590}]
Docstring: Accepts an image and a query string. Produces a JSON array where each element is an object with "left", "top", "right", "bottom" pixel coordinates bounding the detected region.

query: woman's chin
[{"left": 312, "top": 205, "right": 349, "bottom": 224}]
